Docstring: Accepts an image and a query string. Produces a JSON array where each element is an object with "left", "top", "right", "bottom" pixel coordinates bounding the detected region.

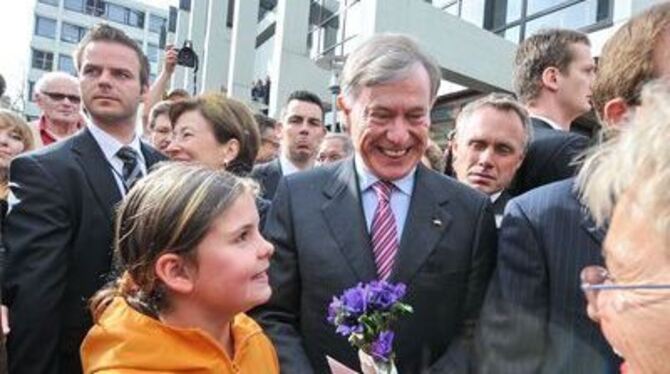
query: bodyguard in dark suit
[
  {"left": 254, "top": 34, "right": 497, "bottom": 374},
  {"left": 509, "top": 29, "right": 595, "bottom": 196},
  {"left": 476, "top": 179, "right": 619, "bottom": 373},
  {"left": 250, "top": 91, "right": 326, "bottom": 200},
  {"left": 2, "top": 24, "right": 165, "bottom": 374}
]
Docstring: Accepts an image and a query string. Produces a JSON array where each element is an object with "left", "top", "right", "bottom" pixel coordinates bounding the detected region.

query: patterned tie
[
  {"left": 370, "top": 181, "right": 399, "bottom": 280},
  {"left": 116, "top": 146, "right": 143, "bottom": 191}
]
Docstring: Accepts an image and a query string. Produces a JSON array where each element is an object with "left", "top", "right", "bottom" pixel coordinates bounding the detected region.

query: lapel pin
[{"left": 432, "top": 218, "right": 442, "bottom": 227}]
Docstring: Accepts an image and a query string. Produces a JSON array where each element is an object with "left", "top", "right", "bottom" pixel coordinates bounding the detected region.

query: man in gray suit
[
  {"left": 476, "top": 4, "right": 670, "bottom": 373},
  {"left": 254, "top": 33, "right": 497, "bottom": 373}
]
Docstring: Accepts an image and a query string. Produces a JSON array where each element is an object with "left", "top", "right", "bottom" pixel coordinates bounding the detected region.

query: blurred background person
[
  {"left": 316, "top": 132, "right": 353, "bottom": 165},
  {"left": 30, "top": 72, "right": 83, "bottom": 148},
  {"left": 0, "top": 110, "right": 34, "bottom": 212},
  {"left": 254, "top": 113, "right": 280, "bottom": 164},
  {"left": 146, "top": 100, "right": 172, "bottom": 155},
  {"left": 165, "top": 93, "right": 270, "bottom": 226},
  {"left": 81, "top": 163, "right": 278, "bottom": 373},
  {"left": 579, "top": 81, "right": 670, "bottom": 374},
  {"left": 165, "top": 88, "right": 189, "bottom": 102},
  {"left": 420, "top": 139, "right": 445, "bottom": 172}
]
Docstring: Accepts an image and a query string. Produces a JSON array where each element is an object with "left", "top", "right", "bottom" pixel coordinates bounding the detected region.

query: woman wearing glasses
[{"left": 578, "top": 81, "right": 670, "bottom": 374}]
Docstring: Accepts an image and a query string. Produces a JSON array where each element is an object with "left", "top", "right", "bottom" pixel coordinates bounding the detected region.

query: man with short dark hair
[
  {"left": 254, "top": 112, "right": 280, "bottom": 164},
  {"left": 510, "top": 28, "right": 594, "bottom": 195},
  {"left": 477, "top": 6, "right": 670, "bottom": 373},
  {"left": 254, "top": 33, "right": 496, "bottom": 373},
  {"left": 3, "top": 23, "right": 165, "bottom": 373},
  {"left": 250, "top": 90, "right": 326, "bottom": 199},
  {"left": 30, "top": 72, "right": 84, "bottom": 148}
]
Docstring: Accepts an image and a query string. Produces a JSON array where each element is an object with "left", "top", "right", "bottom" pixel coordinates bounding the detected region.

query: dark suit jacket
[
  {"left": 510, "top": 118, "right": 589, "bottom": 196},
  {"left": 254, "top": 158, "right": 497, "bottom": 373},
  {"left": 476, "top": 179, "right": 620, "bottom": 373},
  {"left": 250, "top": 158, "right": 283, "bottom": 200},
  {"left": 2, "top": 128, "right": 165, "bottom": 374}
]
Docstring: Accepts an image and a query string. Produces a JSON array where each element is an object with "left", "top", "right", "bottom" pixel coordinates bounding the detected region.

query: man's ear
[
  {"left": 154, "top": 253, "right": 196, "bottom": 295},
  {"left": 337, "top": 95, "right": 352, "bottom": 135},
  {"left": 602, "top": 97, "right": 631, "bottom": 130},
  {"left": 541, "top": 67, "right": 560, "bottom": 92}
]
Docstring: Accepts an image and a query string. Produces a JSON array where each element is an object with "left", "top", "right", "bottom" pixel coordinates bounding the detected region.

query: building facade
[{"left": 24, "top": 0, "right": 174, "bottom": 120}]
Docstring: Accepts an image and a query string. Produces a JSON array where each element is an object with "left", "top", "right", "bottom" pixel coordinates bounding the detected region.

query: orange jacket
[{"left": 81, "top": 297, "right": 279, "bottom": 373}]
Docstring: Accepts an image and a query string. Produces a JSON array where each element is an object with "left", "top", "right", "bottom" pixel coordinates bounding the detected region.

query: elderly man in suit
[
  {"left": 251, "top": 90, "right": 326, "bottom": 199},
  {"left": 254, "top": 33, "right": 497, "bottom": 373},
  {"left": 510, "top": 28, "right": 595, "bottom": 196},
  {"left": 476, "top": 4, "right": 670, "bottom": 373},
  {"left": 450, "top": 94, "right": 531, "bottom": 227},
  {"left": 2, "top": 24, "right": 165, "bottom": 374}
]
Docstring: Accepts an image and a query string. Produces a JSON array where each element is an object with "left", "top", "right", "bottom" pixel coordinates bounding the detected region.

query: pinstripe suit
[{"left": 476, "top": 179, "right": 620, "bottom": 373}]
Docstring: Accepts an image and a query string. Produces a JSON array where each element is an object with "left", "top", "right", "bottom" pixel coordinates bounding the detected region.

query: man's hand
[{"left": 163, "top": 44, "right": 178, "bottom": 75}]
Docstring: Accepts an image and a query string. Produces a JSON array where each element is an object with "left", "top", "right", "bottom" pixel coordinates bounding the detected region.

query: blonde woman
[{"left": 0, "top": 110, "right": 34, "bottom": 213}]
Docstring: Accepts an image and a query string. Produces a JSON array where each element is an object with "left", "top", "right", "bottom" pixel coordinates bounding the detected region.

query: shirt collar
[
  {"left": 531, "top": 114, "right": 564, "bottom": 131},
  {"left": 490, "top": 191, "right": 502, "bottom": 202},
  {"left": 39, "top": 115, "right": 84, "bottom": 143},
  {"left": 279, "top": 153, "right": 302, "bottom": 176},
  {"left": 86, "top": 120, "right": 144, "bottom": 162},
  {"left": 354, "top": 154, "right": 415, "bottom": 196}
]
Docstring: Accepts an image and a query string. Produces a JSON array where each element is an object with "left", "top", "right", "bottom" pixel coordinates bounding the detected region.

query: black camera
[{"left": 176, "top": 40, "right": 198, "bottom": 68}]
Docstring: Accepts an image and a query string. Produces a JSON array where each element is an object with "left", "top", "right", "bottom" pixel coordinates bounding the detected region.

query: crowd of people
[{"left": 0, "top": 2, "right": 668, "bottom": 373}]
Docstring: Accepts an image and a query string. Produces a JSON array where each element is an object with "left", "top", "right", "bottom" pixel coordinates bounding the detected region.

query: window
[
  {"left": 32, "top": 49, "right": 54, "bottom": 71},
  {"left": 106, "top": 3, "right": 126, "bottom": 23},
  {"left": 168, "top": 6, "right": 178, "bottom": 32},
  {"left": 28, "top": 81, "right": 36, "bottom": 102},
  {"left": 38, "top": 0, "right": 60, "bottom": 6},
  {"left": 65, "top": 0, "right": 104, "bottom": 16},
  {"left": 35, "top": 16, "right": 57, "bottom": 39},
  {"left": 149, "top": 14, "right": 166, "bottom": 33},
  {"left": 59, "top": 54, "right": 77, "bottom": 75},
  {"left": 61, "top": 23, "right": 87, "bottom": 43},
  {"left": 64, "top": 0, "right": 84, "bottom": 12},
  {"left": 484, "top": 0, "right": 613, "bottom": 43},
  {"left": 128, "top": 9, "right": 145, "bottom": 28},
  {"left": 146, "top": 43, "right": 159, "bottom": 63}
]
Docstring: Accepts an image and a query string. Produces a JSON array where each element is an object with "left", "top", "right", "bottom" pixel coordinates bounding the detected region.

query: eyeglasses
[
  {"left": 580, "top": 265, "right": 670, "bottom": 292},
  {"left": 41, "top": 91, "right": 81, "bottom": 104}
]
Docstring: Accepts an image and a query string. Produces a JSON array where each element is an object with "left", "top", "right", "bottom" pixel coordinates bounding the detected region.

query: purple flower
[
  {"left": 340, "top": 284, "right": 368, "bottom": 315},
  {"left": 367, "top": 281, "right": 406, "bottom": 310},
  {"left": 370, "top": 330, "right": 394, "bottom": 362}
]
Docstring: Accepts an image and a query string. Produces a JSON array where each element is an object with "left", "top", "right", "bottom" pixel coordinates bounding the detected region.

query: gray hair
[
  {"left": 323, "top": 132, "right": 354, "bottom": 156},
  {"left": 578, "top": 80, "right": 670, "bottom": 249},
  {"left": 34, "top": 72, "right": 79, "bottom": 97},
  {"left": 148, "top": 100, "right": 172, "bottom": 131},
  {"left": 341, "top": 33, "right": 442, "bottom": 101},
  {"left": 454, "top": 93, "right": 533, "bottom": 150}
]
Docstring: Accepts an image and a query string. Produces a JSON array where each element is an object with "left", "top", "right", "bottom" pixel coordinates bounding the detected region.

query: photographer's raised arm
[{"left": 142, "top": 44, "right": 178, "bottom": 131}]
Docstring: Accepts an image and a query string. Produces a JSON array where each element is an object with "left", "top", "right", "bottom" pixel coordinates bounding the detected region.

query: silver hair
[
  {"left": 341, "top": 33, "right": 442, "bottom": 101},
  {"left": 34, "top": 72, "right": 79, "bottom": 97},
  {"left": 578, "top": 80, "right": 670, "bottom": 249},
  {"left": 323, "top": 132, "right": 354, "bottom": 157},
  {"left": 454, "top": 93, "right": 533, "bottom": 151}
]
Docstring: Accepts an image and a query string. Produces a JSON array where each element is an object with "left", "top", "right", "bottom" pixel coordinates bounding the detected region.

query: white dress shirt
[
  {"left": 87, "top": 121, "right": 146, "bottom": 196},
  {"left": 279, "top": 154, "right": 302, "bottom": 176},
  {"left": 530, "top": 114, "right": 565, "bottom": 131}
]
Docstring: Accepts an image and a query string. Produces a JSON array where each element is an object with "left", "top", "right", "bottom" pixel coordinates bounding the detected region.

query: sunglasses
[{"left": 41, "top": 91, "right": 81, "bottom": 104}]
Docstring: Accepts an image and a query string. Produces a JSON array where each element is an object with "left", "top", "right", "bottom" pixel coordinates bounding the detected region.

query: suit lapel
[
  {"left": 321, "top": 159, "right": 378, "bottom": 282},
  {"left": 71, "top": 128, "right": 122, "bottom": 224},
  {"left": 140, "top": 141, "right": 167, "bottom": 169},
  {"left": 392, "top": 166, "right": 452, "bottom": 283}
]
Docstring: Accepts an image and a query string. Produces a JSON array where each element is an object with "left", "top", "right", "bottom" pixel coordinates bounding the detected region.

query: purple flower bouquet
[{"left": 327, "top": 281, "right": 413, "bottom": 373}]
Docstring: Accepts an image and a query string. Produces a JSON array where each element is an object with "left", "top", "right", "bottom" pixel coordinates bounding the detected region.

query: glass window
[
  {"left": 527, "top": 0, "right": 561, "bottom": 15},
  {"left": 61, "top": 23, "right": 87, "bottom": 44},
  {"left": 32, "top": 49, "right": 54, "bottom": 71},
  {"left": 168, "top": 6, "right": 177, "bottom": 32},
  {"left": 525, "top": 1, "right": 601, "bottom": 36},
  {"left": 59, "top": 54, "right": 77, "bottom": 75},
  {"left": 128, "top": 9, "right": 145, "bottom": 28},
  {"left": 107, "top": 3, "right": 127, "bottom": 23},
  {"left": 499, "top": 25, "right": 520, "bottom": 43},
  {"left": 146, "top": 43, "right": 159, "bottom": 63},
  {"left": 38, "top": 0, "right": 60, "bottom": 6},
  {"left": 35, "top": 16, "right": 57, "bottom": 39},
  {"left": 28, "top": 81, "right": 36, "bottom": 102},
  {"left": 64, "top": 0, "right": 84, "bottom": 12},
  {"left": 149, "top": 14, "right": 166, "bottom": 33},
  {"left": 86, "top": 0, "right": 105, "bottom": 16}
]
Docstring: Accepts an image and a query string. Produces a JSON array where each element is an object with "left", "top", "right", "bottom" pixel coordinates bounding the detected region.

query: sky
[{"left": 0, "top": 0, "right": 176, "bottom": 107}]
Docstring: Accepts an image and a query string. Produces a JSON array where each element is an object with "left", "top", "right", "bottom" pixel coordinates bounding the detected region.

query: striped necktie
[
  {"left": 116, "top": 146, "right": 143, "bottom": 191},
  {"left": 370, "top": 181, "right": 398, "bottom": 280}
]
